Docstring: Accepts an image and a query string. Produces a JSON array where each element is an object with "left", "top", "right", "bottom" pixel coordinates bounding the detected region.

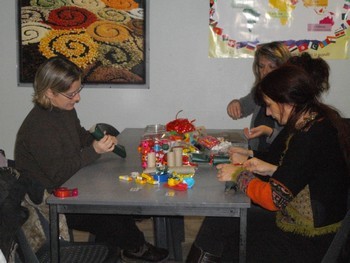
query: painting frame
[{"left": 16, "top": 0, "right": 149, "bottom": 89}]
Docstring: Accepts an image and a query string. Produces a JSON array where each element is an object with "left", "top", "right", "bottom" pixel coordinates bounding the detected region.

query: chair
[
  {"left": 0, "top": 166, "right": 115, "bottom": 263},
  {"left": 320, "top": 118, "right": 350, "bottom": 263},
  {"left": 15, "top": 204, "right": 117, "bottom": 263},
  {"left": 15, "top": 227, "right": 111, "bottom": 263},
  {"left": 322, "top": 118, "right": 350, "bottom": 263},
  {"left": 321, "top": 208, "right": 350, "bottom": 263}
]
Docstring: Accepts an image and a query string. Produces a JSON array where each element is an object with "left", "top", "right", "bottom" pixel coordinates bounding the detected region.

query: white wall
[{"left": 1, "top": 0, "right": 349, "bottom": 159}]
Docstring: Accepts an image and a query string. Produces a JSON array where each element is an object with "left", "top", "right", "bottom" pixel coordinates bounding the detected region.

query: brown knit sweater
[{"left": 15, "top": 105, "right": 100, "bottom": 192}]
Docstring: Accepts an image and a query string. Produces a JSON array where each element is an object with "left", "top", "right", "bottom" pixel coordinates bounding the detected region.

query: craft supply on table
[
  {"left": 147, "top": 152, "right": 156, "bottom": 168},
  {"left": 53, "top": 187, "right": 78, "bottom": 198},
  {"left": 137, "top": 117, "right": 247, "bottom": 192},
  {"left": 225, "top": 181, "right": 238, "bottom": 193},
  {"left": 139, "top": 173, "right": 159, "bottom": 184},
  {"left": 143, "top": 165, "right": 196, "bottom": 174},
  {"left": 211, "top": 155, "right": 231, "bottom": 166},
  {"left": 144, "top": 124, "right": 166, "bottom": 136},
  {"left": 119, "top": 171, "right": 170, "bottom": 185},
  {"left": 153, "top": 173, "right": 169, "bottom": 183},
  {"left": 190, "top": 153, "right": 210, "bottom": 163},
  {"left": 167, "top": 151, "right": 175, "bottom": 167},
  {"left": 164, "top": 182, "right": 188, "bottom": 191},
  {"left": 164, "top": 169, "right": 195, "bottom": 191},
  {"left": 173, "top": 147, "right": 183, "bottom": 167},
  {"left": 119, "top": 175, "right": 133, "bottom": 181}
]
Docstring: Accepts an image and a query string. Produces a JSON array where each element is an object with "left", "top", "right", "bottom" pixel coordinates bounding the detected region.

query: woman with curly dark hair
[{"left": 188, "top": 62, "right": 349, "bottom": 263}]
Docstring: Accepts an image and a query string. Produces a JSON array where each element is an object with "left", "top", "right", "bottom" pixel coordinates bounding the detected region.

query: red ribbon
[
  {"left": 166, "top": 118, "right": 196, "bottom": 134},
  {"left": 53, "top": 187, "right": 78, "bottom": 198}
]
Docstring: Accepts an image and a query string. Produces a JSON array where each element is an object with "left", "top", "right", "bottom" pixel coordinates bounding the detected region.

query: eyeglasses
[{"left": 59, "top": 85, "right": 84, "bottom": 99}]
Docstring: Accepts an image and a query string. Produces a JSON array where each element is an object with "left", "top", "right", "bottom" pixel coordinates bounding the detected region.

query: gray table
[{"left": 47, "top": 128, "right": 250, "bottom": 262}]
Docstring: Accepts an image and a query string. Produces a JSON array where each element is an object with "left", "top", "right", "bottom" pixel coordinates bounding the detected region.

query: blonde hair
[
  {"left": 252, "top": 42, "right": 291, "bottom": 86},
  {"left": 33, "top": 57, "right": 82, "bottom": 109}
]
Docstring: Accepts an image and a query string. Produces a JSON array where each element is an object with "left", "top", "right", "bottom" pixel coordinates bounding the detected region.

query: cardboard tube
[
  {"left": 173, "top": 147, "right": 183, "bottom": 167},
  {"left": 167, "top": 152, "right": 175, "bottom": 167},
  {"left": 147, "top": 152, "right": 156, "bottom": 168}
]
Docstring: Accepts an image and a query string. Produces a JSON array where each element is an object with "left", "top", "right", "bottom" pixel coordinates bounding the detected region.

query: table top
[{"left": 47, "top": 128, "right": 250, "bottom": 216}]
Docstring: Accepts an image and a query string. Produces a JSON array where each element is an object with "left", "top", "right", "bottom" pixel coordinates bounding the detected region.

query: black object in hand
[
  {"left": 225, "top": 181, "right": 238, "bottom": 193},
  {"left": 90, "top": 123, "right": 127, "bottom": 158}
]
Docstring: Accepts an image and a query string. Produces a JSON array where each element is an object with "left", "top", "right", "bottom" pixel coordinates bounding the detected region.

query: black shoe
[
  {"left": 121, "top": 242, "right": 169, "bottom": 262},
  {"left": 186, "top": 244, "right": 221, "bottom": 263}
]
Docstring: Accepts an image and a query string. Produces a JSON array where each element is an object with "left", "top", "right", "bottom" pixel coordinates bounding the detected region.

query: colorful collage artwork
[
  {"left": 209, "top": 0, "right": 350, "bottom": 59},
  {"left": 18, "top": 0, "right": 145, "bottom": 84}
]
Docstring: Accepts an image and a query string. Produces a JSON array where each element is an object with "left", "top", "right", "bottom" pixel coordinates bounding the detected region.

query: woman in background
[
  {"left": 227, "top": 42, "right": 291, "bottom": 152},
  {"left": 240, "top": 52, "right": 332, "bottom": 165}
]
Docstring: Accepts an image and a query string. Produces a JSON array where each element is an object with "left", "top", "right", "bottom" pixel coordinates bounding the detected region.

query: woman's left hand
[
  {"left": 93, "top": 135, "right": 118, "bottom": 154},
  {"left": 244, "top": 125, "right": 273, "bottom": 139}
]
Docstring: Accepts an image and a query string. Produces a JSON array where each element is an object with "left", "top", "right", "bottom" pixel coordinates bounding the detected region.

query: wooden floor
[{"left": 73, "top": 216, "right": 204, "bottom": 262}]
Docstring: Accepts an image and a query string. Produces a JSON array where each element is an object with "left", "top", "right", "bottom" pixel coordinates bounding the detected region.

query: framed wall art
[{"left": 17, "top": 0, "right": 148, "bottom": 88}]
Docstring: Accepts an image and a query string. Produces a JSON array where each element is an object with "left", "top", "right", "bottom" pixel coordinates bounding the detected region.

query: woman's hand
[
  {"left": 227, "top": 100, "right": 242, "bottom": 119},
  {"left": 216, "top": 163, "right": 243, "bottom": 182},
  {"left": 244, "top": 125, "right": 273, "bottom": 139},
  {"left": 243, "top": 157, "right": 277, "bottom": 176},
  {"left": 228, "top": 146, "right": 252, "bottom": 164},
  {"left": 93, "top": 135, "right": 118, "bottom": 154}
]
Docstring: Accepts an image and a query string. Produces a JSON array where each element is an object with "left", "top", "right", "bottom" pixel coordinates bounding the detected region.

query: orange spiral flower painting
[{"left": 18, "top": 0, "right": 145, "bottom": 84}]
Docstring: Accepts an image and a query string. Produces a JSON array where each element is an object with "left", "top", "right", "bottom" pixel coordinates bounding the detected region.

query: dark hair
[
  {"left": 286, "top": 52, "right": 330, "bottom": 96},
  {"left": 257, "top": 65, "right": 318, "bottom": 128},
  {"left": 256, "top": 65, "right": 350, "bottom": 161},
  {"left": 254, "top": 52, "right": 331, "bottom": 106},
  {"left": 33, "top": 56, "right": 82, "bottom": 109}
]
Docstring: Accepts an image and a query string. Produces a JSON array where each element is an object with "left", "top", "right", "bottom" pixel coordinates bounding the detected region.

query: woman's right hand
[
  {"left": 228, "top": 147, "right": 253, "bottom": 163},
  {"left": 228, "top": 147, "right": 250, "bottom": 164},
  {"left": 93, "top": 135, "right": 118, "bottom": 154},
  {"left": 243, "top": 157, "right": 277, "bottom": 176},
  {"left": 227, "top": 100, "right": 242, "bottom": 119}
]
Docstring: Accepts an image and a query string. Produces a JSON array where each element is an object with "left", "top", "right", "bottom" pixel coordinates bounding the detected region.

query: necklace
[
  {"left": 296, "top": 112, "right": 318, "bottom": 130},
  {"left": 279, "top": 112, "right": 318, "bottom": 166}
]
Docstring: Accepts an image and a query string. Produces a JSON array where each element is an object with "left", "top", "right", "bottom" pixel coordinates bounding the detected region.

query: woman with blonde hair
[
  {"left": 15, "top": 56, "right": 169, "bottom": 262},
  {"left": 227, "top": 42, "right": 291, "bottom": 152}
]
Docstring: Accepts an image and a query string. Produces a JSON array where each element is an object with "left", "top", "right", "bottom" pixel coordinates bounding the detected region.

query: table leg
[
  {"left": 153, "top": 216, "right": 166, "bottom": 247},
  {"left": 153, "top": 216, "right": 184, "bottom": 261},
  {"left": 49, "top": 205, "right": 59, "bottom": 263},
  {"left": 167, "top": 216, "right": 184, "bottom": 260},
  {"left": 239, "top": 208, "right": 247, "bottom": 263}
]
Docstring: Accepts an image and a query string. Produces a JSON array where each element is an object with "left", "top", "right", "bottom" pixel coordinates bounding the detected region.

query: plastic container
[{"left": 144, "top": 124, "right": 166, "bottom": 136}]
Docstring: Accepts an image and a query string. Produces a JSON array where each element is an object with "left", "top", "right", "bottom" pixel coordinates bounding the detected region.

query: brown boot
[{"left": 186, "top": 244, "right": 221, "bottom": 263}]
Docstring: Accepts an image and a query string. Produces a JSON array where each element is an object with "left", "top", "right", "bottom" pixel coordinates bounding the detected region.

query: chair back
[
  {"left": 15, "top": 226, "right": 110, "bottom": 263},
  {"left": 14, "top": 183, "right": 111, "bottom": 263},
  {"left": 321, "top": 209, "right": 350, "bottom": 263}
]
